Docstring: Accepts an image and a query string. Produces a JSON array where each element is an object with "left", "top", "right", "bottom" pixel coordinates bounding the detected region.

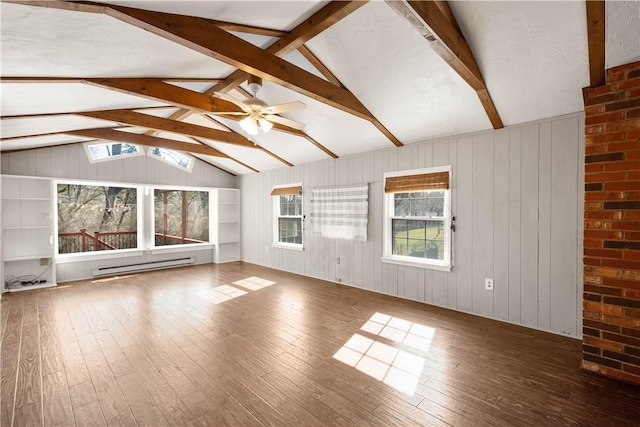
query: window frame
[
  {"left": 54, "top": 179, "right": 145, "bottom": 262},
  {"left": 149, "top": 184, "right": 214, "bottom": 251},
  {"left": 148, "top": 147, "right": 195, "bottom": 173},
  {"left": 382, "top": 166, "right": 452, "bottom": 271},
  {"left": 83, "top": 141, "right": 145, "bottom": 164},
  {"left": 272, "top": 183, "right": 304, "bottom": 251}
]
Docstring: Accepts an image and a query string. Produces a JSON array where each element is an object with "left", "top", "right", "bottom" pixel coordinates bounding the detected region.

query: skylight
[
  {"left": 84, "top": 142, "right": 143, "bottom": 163},
  {"left": 149, "top": 147, "right": 194, "bottom": 172}
]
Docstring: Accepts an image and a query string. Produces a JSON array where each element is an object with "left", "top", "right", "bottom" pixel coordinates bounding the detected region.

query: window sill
[
  {"left": 151, "top": 244, "right": 214, "bottom": 255},
  {"left": 272, "top": 243, "right": 304, "bottom": 252},
  {"left": 381, "top": 255, "right": 451, "bottom": 272},
  {"left": 56, "top": 249, "right": 145, "bottom": 264}
]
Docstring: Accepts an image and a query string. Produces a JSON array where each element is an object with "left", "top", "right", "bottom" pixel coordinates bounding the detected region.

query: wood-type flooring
[{"left": 1, "top": 262, "right": 639, "bottom": 426}]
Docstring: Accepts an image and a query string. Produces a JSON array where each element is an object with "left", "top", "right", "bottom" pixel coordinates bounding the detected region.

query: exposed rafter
[
  {"left": 74, "top": 109, "right": 256, "bottom": 147},
  {"left": 0, "top": 106, "right": 174, "bottom": 121},
  {"left": 65, "top": 128, "right": 229, "bottom": 157},
  {"left": 0, "top": 76, "right": 222, "bottom": 83},
  {"left": 201, "top": 115, "right": 294, "bottom": 167},
  {"left": 101, "top": 3, "right": 402, "bottom": 147},
  {"left": 387, "top": 0, "right": 503, "bottom": 129},
  {"left": 297, "top": 45, "right": 345, "bottom": 87},
  {"left": 103, "top": 5, "right": 370, "bottom": 119},
  {"left": 586, "top": 0, "right": 606, "bottom": 87},
  {"left": 82, "top": 78, "right": 241, "bottom": 114},
  {"left": 190, "top": 137, "right": 259, "bottom": 173},
  {"left": 162, "top": 1, "right": 361, "bottom": 158},
  {"left": 209, "top": 1, "right": 367, "bottom": 94}
]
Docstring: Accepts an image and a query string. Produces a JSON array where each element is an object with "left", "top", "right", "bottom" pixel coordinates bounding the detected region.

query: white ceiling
[{"left": 1, "top": 1, "right": 639, "bottom": 175}]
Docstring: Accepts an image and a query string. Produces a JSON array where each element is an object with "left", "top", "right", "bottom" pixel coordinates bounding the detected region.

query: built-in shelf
[
  {"left": 213, "top": 189, "right": 240, "bottom": 263},
  {"left": 2, "top": 226, "right": 52, "bottom": 230},
  {"left": 5, "top": 282, "right": 56, "bottom": 293},
  {"left": 2, "top": 175, "right": 57, "bottom": 293},
  {"left": 4, "top": 255, "right": 53, "bottom": 262},
  {"left": 2, "top": 197, "right": 51, "bottom": 201}
]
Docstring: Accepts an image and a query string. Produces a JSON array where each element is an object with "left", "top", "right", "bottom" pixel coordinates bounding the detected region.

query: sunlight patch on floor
[
  {"left": 233, "top": 276, "right": 276, "bottom": 290},
  {"left": 361, "top": 312, "right": 435, "bottom": 353},
  {"left": 333, "top": 333, "right": 425, "bottom": 396},
  {"left": 197, "top": 285, "right": 247, "bottom": 304}
]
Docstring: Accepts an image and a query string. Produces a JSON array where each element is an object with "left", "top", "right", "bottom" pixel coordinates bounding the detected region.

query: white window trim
[
  {"left": 83, "top": 141, "right": 145, "bottom": 164},
  {"left": 148, "top": 148, "right": 195, "bottom": 173},
  {"left": 54, "top": 179, "right": 216, "bottom": 261},
  {"left": 272, "top": 182, "right": 304, "bottom": 250},
  {"left": 149, "top": 184, "right": 214, "bottom": 250},
  {"left": 54, "top": 179, "right": 145, "bottom": 259},
  {"left": 381, "top": 166, "right": 452, "bottom": 271}
]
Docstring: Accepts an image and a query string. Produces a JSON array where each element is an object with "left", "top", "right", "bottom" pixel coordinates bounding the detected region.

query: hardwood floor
[{"left": 1, "top": 262, "right": 639, "bottom": 426}]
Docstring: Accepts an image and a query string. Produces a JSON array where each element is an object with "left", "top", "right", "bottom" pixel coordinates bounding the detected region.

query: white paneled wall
[
  {"left": 1, "top": 144, "right": 238, "bottom": 282},
  {"left": 241, "top": 113, "right": 585, "bottom": 338},
  {"left": 1, "top": 143, "right": 237, "bottom": 188}
]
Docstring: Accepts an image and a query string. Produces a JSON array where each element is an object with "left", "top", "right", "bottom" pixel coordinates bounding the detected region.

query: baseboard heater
[{"left": 93, "top": 257, "right": 195, "bottom": 277}]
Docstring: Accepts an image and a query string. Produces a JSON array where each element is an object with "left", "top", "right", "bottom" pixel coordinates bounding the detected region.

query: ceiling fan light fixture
[
  {"left": 240, "top": 116, "right": 258, "bottom": 135},
  {"left": 259, "top": 118, "right": 273, "bottom": 133}
]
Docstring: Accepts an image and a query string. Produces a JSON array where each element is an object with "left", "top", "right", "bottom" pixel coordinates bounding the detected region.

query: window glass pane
[
  {"left": 394, "top": 198, "right": 410, "bottom": 216},
  {"left": 294, "top": 197, "right": 302, "bottom": 215},
  {"left": 150, "top": 148, "right": 193, "bottom": 171},
  {"left": 392, "top": 218, "right": 444, "bottom": 260},
  {"left": 410, "top": 197, "right": 427, "bottom": 216},
  {"left": 87, "top": 143, "right": 141, "bottom": 161},
  {"left": 278, "top": 218, "right": 302, "bottom": 244},
  {"left": 57, "top": 184, "right": 138, "bottom": 254},
  {"left": 154, "top": 189, "right": 209, "bottom": 246},
  {"left": 427, "top": 192, "right": 445, "bottom": 216},
  {"left": 276, "top": 193, "right": 302, "bottom": 245}
]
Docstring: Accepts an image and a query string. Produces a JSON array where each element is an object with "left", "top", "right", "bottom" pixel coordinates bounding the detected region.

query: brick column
[{"left": 582, "top": 60, "right": 640, "bottom": 385}]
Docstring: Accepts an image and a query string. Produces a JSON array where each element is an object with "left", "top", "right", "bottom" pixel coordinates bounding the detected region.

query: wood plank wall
[
  {"left": 1, "top": 144, "right": 238, "bottom": 283},
  {"left": 240, "top": 113, "right": 585, "bottom": 338}
]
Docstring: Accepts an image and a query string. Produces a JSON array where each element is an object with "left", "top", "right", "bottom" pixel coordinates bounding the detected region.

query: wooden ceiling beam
[
  {"left": 1, "top": 76, "right": 222, "bottom": 83},
  {"left": 387, "top": 0, "right": 503, "bottom": 129},
  {"left": 164, "top": 2, "right": 371, "bottom": 155},
  {"left": 82, "top": 78, "right": 242, "bottom": 114},
  {"left": 201, "top": 115, "right": 295, "bottom": 167},
  {"left": 200, "top": 21, "right": 285, "bottom": 38},
  {"left": 2, "top": 0, "right": 106, "bottom": 14},
  {"left": 214, "top": 114, "right": 339, "bottom": 159},
  {"left": 65, "top": 128, "right": 229, "bottom": 157},
  {"left": 75, "top": 109, "right": 255, "bottom": 147},
  {"left": 297, "top": 45, "right": 345, "bottom": 87},
  {"left": 209, "top": 1, "right": 367, "bottom": 94},
  {"left": 189, "top": 137, "right": 260, "bottom": 173},
  {"left": 103, "top": 5, "right": 373, "bottom": 121},
  {"left": 586, "top": 1, "right": 606, "bottom": 87}
]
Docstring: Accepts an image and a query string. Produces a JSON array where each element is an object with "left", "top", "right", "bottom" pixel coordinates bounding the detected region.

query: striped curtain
[{"left": 310, "top": 185, "right": 369, "bottom": 241}]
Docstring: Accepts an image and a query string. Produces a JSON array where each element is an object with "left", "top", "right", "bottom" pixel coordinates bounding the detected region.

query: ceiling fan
[{"left": 213, "top": 79, "right": 306, "bottom": 136}]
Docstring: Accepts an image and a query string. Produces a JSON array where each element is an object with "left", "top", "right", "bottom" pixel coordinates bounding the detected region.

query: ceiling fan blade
[
  {"left": 213, "top": 92, "right": 251, "bottom": 112},
  {"left": 264, "top": 114, "right": 305, "bottom": 131},
  {"left": 263, "top": 101, "right": 306, "bottom": 115}
]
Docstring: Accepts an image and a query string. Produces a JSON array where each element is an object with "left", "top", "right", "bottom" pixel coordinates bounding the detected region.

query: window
[
  {"left": 382, "top": 167, "right": 452, "bottom": 271},
  {"left": 153, "top": 189, "right": 210, "bottom": 246},
  {"left": 272, "top": 184, "right": 303, "bottom": 249},
  {"left": 84, "top": 142, "right": 143, "bottom": 163},
  {"left": 149, "top": 147, "right": 195, "bottom": 172},
  {"left": 57, "top": 183, "right": 141, "bottom": 254}
]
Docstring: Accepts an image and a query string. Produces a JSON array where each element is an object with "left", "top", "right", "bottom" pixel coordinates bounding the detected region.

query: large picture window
[
  {"left": 272, "top": 185, "right": 303, "bottom": 248},
  {"left": 154, "top": 189, "right": 210, "bottom": 246},
  {"left": 57, "top": 183, "right": 140, "bottom": 254},
  {"left": 383, "top": 167, "right": 452, "bottom": 270}
]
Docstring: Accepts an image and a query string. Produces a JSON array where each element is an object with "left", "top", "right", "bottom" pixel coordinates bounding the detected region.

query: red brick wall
[{"left": 581, "top": 60, "right": 640, "bottom": 385}]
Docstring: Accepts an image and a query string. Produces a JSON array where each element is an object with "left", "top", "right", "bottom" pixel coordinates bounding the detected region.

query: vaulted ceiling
[{"left": 1, "top": 1, "right": 639, "bottom": 175}]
